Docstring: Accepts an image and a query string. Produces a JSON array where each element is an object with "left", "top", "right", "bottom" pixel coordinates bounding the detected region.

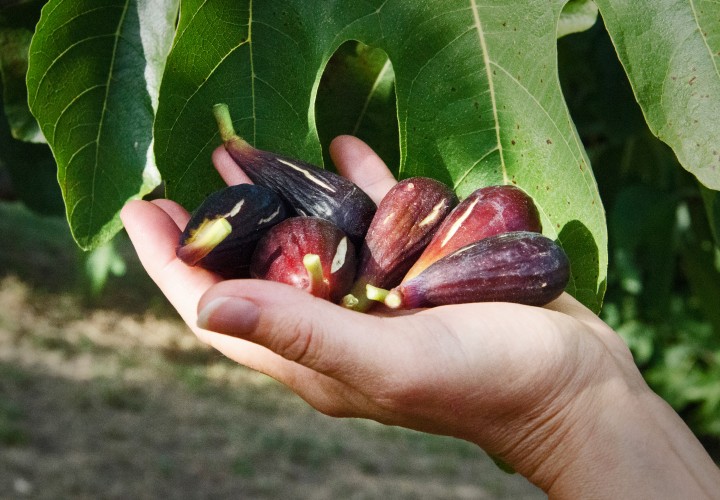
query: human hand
[{"left": 121, "top": 137, "right": 720, "bottom": 498}]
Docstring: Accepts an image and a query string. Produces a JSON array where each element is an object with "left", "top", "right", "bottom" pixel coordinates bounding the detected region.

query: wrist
[{"left": 510, "top": 373, "right": 720, "bottom": 498}]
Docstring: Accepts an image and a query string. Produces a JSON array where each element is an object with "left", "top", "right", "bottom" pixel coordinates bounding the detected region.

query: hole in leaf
[{"left": 315, "top": 41, "right": 399, "bottom": 176}]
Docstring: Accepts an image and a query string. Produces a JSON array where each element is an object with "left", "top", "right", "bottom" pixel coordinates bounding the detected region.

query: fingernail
[{"left": 197, "top": 297, "right": 260, "bottom": 336}]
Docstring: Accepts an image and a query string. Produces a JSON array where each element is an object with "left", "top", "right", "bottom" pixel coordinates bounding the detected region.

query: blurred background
[{"left": 1, "top": 11, "right": 719, "bottom": 500}]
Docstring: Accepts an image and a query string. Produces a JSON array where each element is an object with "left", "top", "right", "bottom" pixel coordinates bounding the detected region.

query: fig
[
  {"left": 250, "top": 217, "right": 356, "bottom": 302},
  {"left": 367, "top": 231, "right": 569, "bottom": 309},
  {"left": 343, "top": 177, "right": 458, "bottom": 311},
  {"left": 403, "top": 185, "right": 542, "bottom": 282},
  {"left": 213, "top": 103, "right": 376, "bottom": 246},
  {"left": 177, "top": 183, "right": 288, "bottom": 278}
]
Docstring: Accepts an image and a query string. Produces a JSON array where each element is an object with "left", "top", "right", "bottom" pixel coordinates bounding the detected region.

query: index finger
[{"left": 330, "top": 135, "right": 397, "bottom": 204}]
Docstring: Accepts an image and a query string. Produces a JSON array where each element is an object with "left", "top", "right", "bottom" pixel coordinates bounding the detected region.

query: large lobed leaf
[
  {"left": 26, "top": 0, "right": 178, "bottom": 249},
  {"left": 596, "top": 0, "right": 720, "bottom": 191},
  {"left": 155, "top": 0, "right": 608, "bottom": 311}
]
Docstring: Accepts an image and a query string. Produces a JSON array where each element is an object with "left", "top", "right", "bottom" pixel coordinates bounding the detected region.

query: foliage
[
  {"left": 558, "top": 21, "right": 720, "bottom": 437},
  {"left": 0, "top": 0, "right": 719, "bottom": 439}
]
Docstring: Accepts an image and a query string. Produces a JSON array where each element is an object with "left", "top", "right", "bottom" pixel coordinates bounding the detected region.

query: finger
[
  {"left": 122, "top": 200, "right": 347, "bottom": 399},
  {"left": 120, "top": 200, "right": 221, "bottom": 331},
  {"left": 151, "top": 198, "right": 190, "bottom": 230},
  {"left": 196, "top": 279, "right": 404, "bottom": 382},
  {"left": 330, "top": 135, "right": 396, "bottom": 204},
  {"left": 212, "top": 146, "right": 253, "bottom": 185}
]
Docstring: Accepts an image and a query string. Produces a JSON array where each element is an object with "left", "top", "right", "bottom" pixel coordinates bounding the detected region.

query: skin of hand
[{"left": 121, "top": 136, "right": 720, "bottom": 499}]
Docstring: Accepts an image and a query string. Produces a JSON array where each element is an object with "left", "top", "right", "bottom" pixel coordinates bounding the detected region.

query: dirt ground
[{"left": 0, "top": 202, "right": 545, "bottom": 499}]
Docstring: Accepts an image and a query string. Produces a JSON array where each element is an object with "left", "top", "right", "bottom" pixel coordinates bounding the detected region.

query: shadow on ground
[{"left": 0, "top": 202, "right": 545, "bottom": 499}]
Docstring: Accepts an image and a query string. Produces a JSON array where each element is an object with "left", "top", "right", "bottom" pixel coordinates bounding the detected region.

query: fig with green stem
[
  {"left": 213, "top": 103, "right": 376, "bottom": 246},
  {"left": 343, "top": 177, "right": 458, "bottom": 311},
  {"left": 177, "top": 183, "right": 288, "bottom": 278},
  {"left": 250, "top": 217, "right": 356, "bottom": 302},
  {"left": 367, "top": 231, "right": 570, "bottom": 309}
]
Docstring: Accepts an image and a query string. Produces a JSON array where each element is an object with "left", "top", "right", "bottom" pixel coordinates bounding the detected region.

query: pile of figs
[{"left": 176, "top": 103, "right": 570, "bottom": 311}]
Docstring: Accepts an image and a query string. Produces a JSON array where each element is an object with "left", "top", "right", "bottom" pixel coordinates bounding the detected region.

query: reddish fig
[
  {"left": 177, "top": 183, "right": 288, "bottom": 278},
  {"left": 343, "top": 177, "right": 458, "bottom": 311},
  {"left": 367, "top": 231, "right": 569, "bottom": 309},
  {"left": 250, "top": 217, "right": 356, "bottom": 302},
  {"left": 403, "top": 185, "right": 542, "bottom": 282},
  {"left": 213, "top": 103, "right": 376, "bottom": 246}
]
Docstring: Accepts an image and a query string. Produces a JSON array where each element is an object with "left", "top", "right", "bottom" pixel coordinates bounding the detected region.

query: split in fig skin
[
  {"left": 250, "top": 217, "right": 357, "bottom": 303},
  {"left": 213, "top": 103, "right": 376, "bottom": 247},
  {"left": 368, "top": 231, "right": 570, "bottom": 309},
  {"left": 343, "top": 177, "right": 458, "bottom": 311},
  {"left": 177, "top": 183, "right": 288, "bottom": 278},
  {"left": 403, "top": 185, "right": 542, "bottom": 282}
]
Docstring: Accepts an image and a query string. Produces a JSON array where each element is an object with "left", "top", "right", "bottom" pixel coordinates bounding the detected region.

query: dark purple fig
[
  {"left": 342, "top": 177, "right": 458, "bottom": 311},
  {"left": 250, "top": 217, "right": 356, "bottom": 302},
  {"left": 368, "top": 231, "right": 569, "bottom": 309},
  {"left": 177, "top": 183, "right": 288, "bottom": 278},
  {"left": 213, "top": 103, "right": 376, "bottom": 246},
  {"left": 403, "top": 185, "right": 542, "bottom": 282}
]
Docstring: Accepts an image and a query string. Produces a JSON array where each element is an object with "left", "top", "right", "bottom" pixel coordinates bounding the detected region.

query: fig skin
[
  {"left": 213, "top": 103, "right": 376, "bottom": 247},
  {"left": 403, "top": 185, "right": 542, "bottom": 282},
  {"left": 380, "top": 231, "right": 569, "bottom": 309},
  {"left": 343, "top": 177, "right": 458, "bottom": 311},
  {"left": 177, "top": 183, "right": 288, "bottom": 278},
  {"left": 250, "top": 217, "right": 357, "bottom": 303}
]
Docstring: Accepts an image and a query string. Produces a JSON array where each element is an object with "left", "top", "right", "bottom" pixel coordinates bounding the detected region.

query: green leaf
[
  {"left": 595, "top": 0, "right": 720, "bottom": 190},
  {"left": 557, "top": 0, "right": 598, "bottom": 38},
  {"left": 0, "top": 0, "right": 46, "bottom": 143},
  {"left": 26, "top": 0, "right": 179, "bottom": 250},
  {"left": 316, "top": 41, "right": 399, "bottom": 173},
  {"left": 156, "top": 0, "right": 607, "bottom": 311}
]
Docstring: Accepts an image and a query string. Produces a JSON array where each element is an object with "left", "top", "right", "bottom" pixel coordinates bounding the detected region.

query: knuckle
[{"left": 272, "top": 313, "right": 323, "bottom": 367}]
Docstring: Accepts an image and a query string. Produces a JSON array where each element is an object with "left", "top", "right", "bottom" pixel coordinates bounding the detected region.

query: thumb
[{"left": 196, "top": 279, "right": 393, "bottom": 379}]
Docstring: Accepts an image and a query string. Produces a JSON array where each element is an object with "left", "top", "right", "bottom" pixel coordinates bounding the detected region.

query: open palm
[{"left": 121, "top": 135, "right": 644, "bottom": 487}]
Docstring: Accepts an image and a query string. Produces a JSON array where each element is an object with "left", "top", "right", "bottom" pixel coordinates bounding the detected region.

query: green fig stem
[
  {"left": 177, "top": 217, "right": 232, "bottom": 266},
  {"left": 213, "top": 103, "right": 238, "bottom": 142},
  {"left": 384, "top": 290, "right": 403, "bottom": 309},
  {"left": 341, "top": 294, "right": 360, "bottom": 309},
  {"left": 342, "top": 280, "right": 374, "bottom": 312},
  {"left": 365, "top": 284, "right": 390, "bottom": 303},
  {"left": 303, "top": 254, "right": 329, "bottom": 298}
]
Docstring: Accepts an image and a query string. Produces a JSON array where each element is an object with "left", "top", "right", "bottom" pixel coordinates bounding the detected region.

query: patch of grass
[
  {"left": 157, "top": 454, "right": 176, "bottom": 477},
  {"left": 0, "top": 363, "right": 33, "bottom": 388},
  {"left": 231, "top": 456, "right": 256, "bottom": 478},
  {"left": 0, "top": 399, "right": 27, "bottom": 446},
  {"left": 173, "top": 365, "right": 212, "bottom": 395},
  {"left": 251, "top": 428, "right": 346, "bottom": 469},
  {"left": 32, "top": 335, "right": 81, "bottom": 356},
  {"left": 99, "top": 382, "right": 147, "bottom": 412}
]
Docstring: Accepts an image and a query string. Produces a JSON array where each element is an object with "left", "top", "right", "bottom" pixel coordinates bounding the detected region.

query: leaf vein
[
  {"left": 91, "top": 0, "right": 131, "bottom": 233},
  {"left": 469, "top": 0, "right": 506, "bottom": 184},
  {"left": 688, "top": 0, "right": 720, "bottom": 82}
]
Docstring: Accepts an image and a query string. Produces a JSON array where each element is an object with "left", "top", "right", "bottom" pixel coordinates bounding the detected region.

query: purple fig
[
  {"left": 177, "top": 183, "right": 288, "bottom": 278},
  {"left": 213, "top": 103, "right": 376, "bottom": 246},
  {"left": 367, "top": 231, "right": 569, "bottom": 309},
  {"left": 343, "top": 177, "right": 458, "bottom": 311},
  {"left": 250, "top": 217, "right": 356, "bottom": 302},
  {"left": 403, "top": 185, "right": 542, "bottom": 282}
]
